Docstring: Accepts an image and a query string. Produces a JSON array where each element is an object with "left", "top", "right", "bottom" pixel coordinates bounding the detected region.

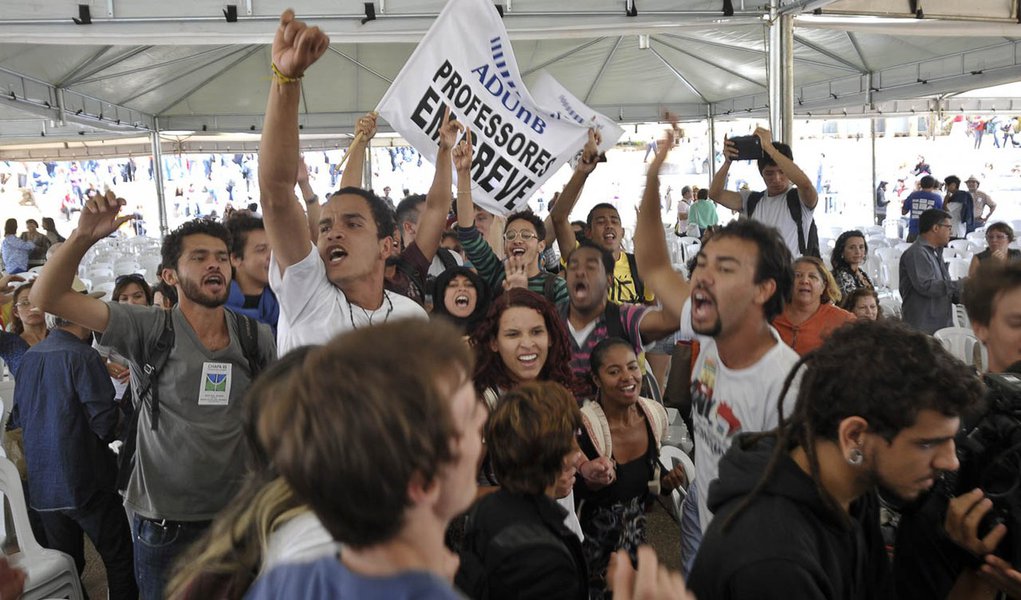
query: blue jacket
[{"left": 13, "top": 329, "right": 118, "bottom": 511}]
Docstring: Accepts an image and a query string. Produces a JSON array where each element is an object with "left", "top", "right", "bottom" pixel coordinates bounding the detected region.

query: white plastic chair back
[
  {"left": 896, "top": 242, "right": 913, "bottom": 253},
  {"left": 947, "top": 258, "right": 970, "bottom": 281},
  {"left": 880, "top": 261, "right": 900, "bottom": 291},
  {"left": 948, "top": 239, "right": 971, "bottom": 253},
  {"left": 879, "top": 296, "right": 902, "bottom": 319},
  {"left": 0, "top": 457, "right": 84, "bottom": 600},
  {"left": 863, "top": 256, "right": 881, "bottom": 282},
  {"left": 875, "top": 247, "right": 901, "bottom": 264},
  {"left": 952, "top": 304, "right": 971, "bottom": 329},
  {"left": 934, "top": 327, "right": 981, "bottom": 368},
  {"left": 92, "top": 281, "right": 117, "bottom": 300},
  {"left": 659, "top": 445, "right": 695, "bottom": 520}
]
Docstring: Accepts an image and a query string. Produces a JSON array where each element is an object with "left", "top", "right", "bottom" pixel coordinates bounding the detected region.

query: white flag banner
[{"left": 377, "top": 0, "right": 622, "bottom": 216}]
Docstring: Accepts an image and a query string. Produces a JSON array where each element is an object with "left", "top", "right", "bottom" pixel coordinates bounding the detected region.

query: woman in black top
[
  {"left": 830, "top": 230, "right": 873, "bottom": 300},
  {"left": 968, "top": 221, "right": 1021, "bottom": 277}
]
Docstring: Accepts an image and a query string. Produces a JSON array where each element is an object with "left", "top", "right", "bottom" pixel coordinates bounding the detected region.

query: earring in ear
[{"left": 847, "top": 448, "right": 864, "bottom": 466}]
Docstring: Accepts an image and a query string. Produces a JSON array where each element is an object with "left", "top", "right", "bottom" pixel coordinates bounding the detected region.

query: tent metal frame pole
[
  {"left": 871, "top": 116, "right": 878, "bottom": 226},
  {"left": 708, "top": 108, "right": 717, "bottom": 189},
  {"left": 150, "top": 121, "right": 169, "bottom": 237},
  {"left": 768, "top": 0, "right": 782, "bottom": 135},
  {"left": 363, "top": 143, "right": 373, "bottom": 192},
  {"left": 781, "top": 15, "right": 795, "bottom": 145}
]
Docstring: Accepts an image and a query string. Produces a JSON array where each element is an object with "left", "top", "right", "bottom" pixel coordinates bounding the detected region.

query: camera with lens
[{"left": 941, "top": 371, "right": 1021, "bottom": 568}]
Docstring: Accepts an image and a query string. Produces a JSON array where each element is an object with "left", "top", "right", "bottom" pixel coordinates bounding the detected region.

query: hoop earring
[{"left": 847, "top": 448, "right": 864, "bottom": 466}]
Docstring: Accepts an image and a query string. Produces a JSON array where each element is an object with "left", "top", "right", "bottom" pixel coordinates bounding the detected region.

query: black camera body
[
  {"left": 946, "top": 372, "right": 1021, "bottom": 567},
  {"left": 728, "top": 135, "right": 764, "bottom": 161}
]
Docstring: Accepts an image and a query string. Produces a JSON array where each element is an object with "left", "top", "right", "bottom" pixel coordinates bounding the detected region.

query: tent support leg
[{"left": 150, "top": 122, "right": 169, "bottom": 238}]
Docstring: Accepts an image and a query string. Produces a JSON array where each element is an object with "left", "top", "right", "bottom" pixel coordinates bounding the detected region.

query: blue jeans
[
  {"left": 680, "top": 480, "right": 703, "bottom": 577},
  {"left": 131, "top": 514, "right": 211, "bottom": 600}
]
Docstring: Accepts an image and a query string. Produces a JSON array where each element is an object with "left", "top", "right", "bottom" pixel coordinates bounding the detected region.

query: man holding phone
[{"left": 708, "top": 127, "right": 820, "bottom": 257}]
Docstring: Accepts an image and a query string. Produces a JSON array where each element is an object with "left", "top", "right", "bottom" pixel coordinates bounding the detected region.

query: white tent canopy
[{"left": 0, "top": 0, "right": 1019, "bottom": 153}]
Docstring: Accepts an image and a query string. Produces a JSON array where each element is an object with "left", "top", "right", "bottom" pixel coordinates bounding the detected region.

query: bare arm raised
[
  {"left": 296, "top": 155, "right": 321, "bottom": 244},
  {"left": 259, "top": 9, "right": 330, "bottom": 273},
  {"left": 634, "top": 125, "right": 691, "bottom": 319},
  {"left": 416, "top": 107, "right": 462, "bottom": 263},
  {"left": 551, "top": 129, "right": 601, "bottom": 258},
  {"left": 708, "top": 137, "right": 744, "bottom": 212},
  {"left": 338, "top": 113, "right": 377, "bottom": 190},
  {"left": 755, "top": 127, "right": 818, "bottom": 209},
  {"left": 29, "top": 191, "right": 130, "bottom": 333}
]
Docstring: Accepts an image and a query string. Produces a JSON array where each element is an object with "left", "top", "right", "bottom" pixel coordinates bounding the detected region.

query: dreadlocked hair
[{"left": 722, "top": 319, "right": 984, "bottom": 532}]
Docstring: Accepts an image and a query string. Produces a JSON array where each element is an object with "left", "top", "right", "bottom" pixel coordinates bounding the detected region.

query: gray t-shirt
[{"left": 101, "top": 302, "right": 276, "bottom": 521}]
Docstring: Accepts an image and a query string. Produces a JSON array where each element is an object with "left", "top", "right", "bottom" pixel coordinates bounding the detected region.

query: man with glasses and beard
[{"left": 31, "top": 193, "right": 276, "bottom": 599}]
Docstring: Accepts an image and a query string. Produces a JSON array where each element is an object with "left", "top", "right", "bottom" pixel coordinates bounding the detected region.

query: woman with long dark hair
[{"left": 829, "top": 230, "right": 873, "bottom": 299}]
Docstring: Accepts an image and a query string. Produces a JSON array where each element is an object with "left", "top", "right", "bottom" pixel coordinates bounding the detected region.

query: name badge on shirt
[{"left": 198, "top": 362, "right": 232, "bottom": 405}]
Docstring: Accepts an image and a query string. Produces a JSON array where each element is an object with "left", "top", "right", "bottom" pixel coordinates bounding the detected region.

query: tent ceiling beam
[
  {"left": 61, "top": 46, "right": 155, "bottom": 87},
  {"left": 0, "top": 14, "right": 765, "bottom": 45},
  {"left": 777, "top": 0, "right": 842, "bottom": 16},
  {"left": 792, "top": 33, "right": 867, "bottom": 73},
  {"left": 521, "top": 38, "right": 607, "bottom": 76},
  {"left": 661, "top": 32, "right": 861, "bottom": 73},
  {"left": 584, "top": 36, "right": 623, "bottom": 104},
  {"left": 651, "top": 36, "right": 766, "bottom": 88},
  {"left": 154, "top": 45, "right": 263, "bottom": 115},
  {"left": 76, "top": 45, "right": 235, "bottom": 85},
  {"left": 648, "top": 46, "right": 710, "bottom": 104},
  {"left": 0, "top": 66, "right": 153, "bottom": 132},
  {"left": 121, "top": 45, "right": 256, "bottom": 107},
  {"left": 55, "top": 46, "right": 114, "bottom": 88},
  {"left": 327, "top": 47, "right": 394, "bottom": 84},
  {"left": 845, "top": 32, "right": 871, "bottom": 72}
]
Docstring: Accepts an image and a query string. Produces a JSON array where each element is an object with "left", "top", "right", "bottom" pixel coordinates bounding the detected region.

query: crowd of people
[{"left": 1, "top": 9, "right": 1020, "bottom": 600}]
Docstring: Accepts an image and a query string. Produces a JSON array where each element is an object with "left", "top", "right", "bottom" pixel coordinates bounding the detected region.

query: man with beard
[
  {"left": 550, "top": 131, "right": 654, "bottom": 304},
  {"left": 560, "top": 241, "right": 680, "bottom": 399},
  {"left": 687, "top": 320, "right": 983, "bottom": 600},
  {"left": 31, "top": 194, "right": 276, "bottom": 599},
  {"left": 633, "top": 123, "right": 799, "bottom": 573}
]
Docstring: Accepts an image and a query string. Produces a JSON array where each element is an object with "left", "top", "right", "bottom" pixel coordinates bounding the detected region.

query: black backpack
[
  {"left": 747, "top": 188, "right": 820, "bottom": 258},
  {"left": 623, "top": 252, "right": 648, "bottom": 303},
  {"left": 115, "top": 309, "right": 267, "bottom": 491}
]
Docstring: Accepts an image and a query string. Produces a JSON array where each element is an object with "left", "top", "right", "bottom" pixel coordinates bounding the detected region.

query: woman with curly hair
[
  {"left": 840, "top": 287, "right": 882, "bottom": 321},
  {"left": 772, "top": 257, "right": 854, "bottom": 355},
  {"left": 470, "top": 288, "right": 583, "bottom": 403},
  {"left": 830, "top": 230, "right": 873, "bottom": 299}
]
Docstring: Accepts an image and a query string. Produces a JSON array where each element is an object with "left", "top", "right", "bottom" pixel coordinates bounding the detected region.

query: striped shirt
[{"left": 457, "top": 226, "right": 568, "bottom": 305}]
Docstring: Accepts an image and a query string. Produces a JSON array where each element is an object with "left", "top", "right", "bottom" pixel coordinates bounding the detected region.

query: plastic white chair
[
  {"left": 895, "top": 242, "right": 913, "bottom": 253},
  {"left": 659, "top": 445, "right": 696, "bottom": 520},
  {"left": 93, "top": 281, "right": 117, "bottom": 299},
  {"left": 880, "top": 261, "right": 900, "bottom": 291},
  {"left": 0, "top": 457, "right": 84, "bottom": 600},
  {"left": 952, "top": 304, "right": 971, "bottom": 329},
  {"left": 879, "top": 295, "right": 902, "bottom": 319},
  {"left": 863, "top": 255, "right": 881, "bottom": 282},
  {"left": 864, "top": 225, "right": 885, "bottom": 237},
  {"left": 948, "top": 239, "right": 971, "bottom": 253},
  {"left": 933, "top": 327, "right": 982, "bottom": 368},
  {"left": 947, "top": 258, "right": 970, "bottom": 281},
  {"left": 875, "top": 247, "right": 901, "bottom": 264}
]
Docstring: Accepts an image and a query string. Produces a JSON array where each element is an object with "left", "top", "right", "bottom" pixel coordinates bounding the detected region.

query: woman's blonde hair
[
  {"left": 165, "top": 347, "right": 314, "bottom": 600},
  {"left": 794, "top": 256, "right": 842, "bottom": 305}
]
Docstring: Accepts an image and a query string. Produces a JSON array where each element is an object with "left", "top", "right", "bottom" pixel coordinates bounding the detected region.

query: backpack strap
[
  {"left": 393, "top": 258, "right": 426, "bottom": 302},
  {"left": 624, "top": 252, "right": 646, "bottom": 302},
  {"left": 784, "top": 188, "right": 808, "bottom": 256},
  {"left": 746, "top": 191, "right": 765, "bottom": 217},
  {"left": 602, "top": 301, "right": 624, "bottom": 341},
  {"left": 637, "top": 397, "right": 668, "bottom": 448},
  {"left": 580, "top": 400, "right": 612, "bottom": 459},
  {"left": 227, "top": 309, "right": 265, "bottom": 378},
  {"left": 140, "top": 311, "right": 176, "bottom": 431}
]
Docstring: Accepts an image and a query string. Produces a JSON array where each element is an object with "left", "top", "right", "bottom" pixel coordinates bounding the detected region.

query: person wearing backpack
[
  {"left": 709, "top": 127, "right": 820, "bottom": 258},
  {"left": 31, "top": 198, "right": 276, "bottom": 600},
  {"left": 550, "top": 130, "right": 656, "bottom": 305}
]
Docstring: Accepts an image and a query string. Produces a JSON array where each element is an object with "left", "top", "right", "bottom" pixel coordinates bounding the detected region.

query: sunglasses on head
[{"left": 115, "top": 273, "right": 146, "bottom": 286}]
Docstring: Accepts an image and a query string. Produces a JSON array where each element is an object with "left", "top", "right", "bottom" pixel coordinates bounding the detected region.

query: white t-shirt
[
  {"left": 679, "top": 300, "right": 800, "bottom": 532},
  {"left": 270, "top": 245, "right": 428, "bottom": 354},
  {"left": 740, "top": 187, "right": 815, "bottom": 258},
  {"left": 261, "top": 511, "right": 341, "bottom": 575}
]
